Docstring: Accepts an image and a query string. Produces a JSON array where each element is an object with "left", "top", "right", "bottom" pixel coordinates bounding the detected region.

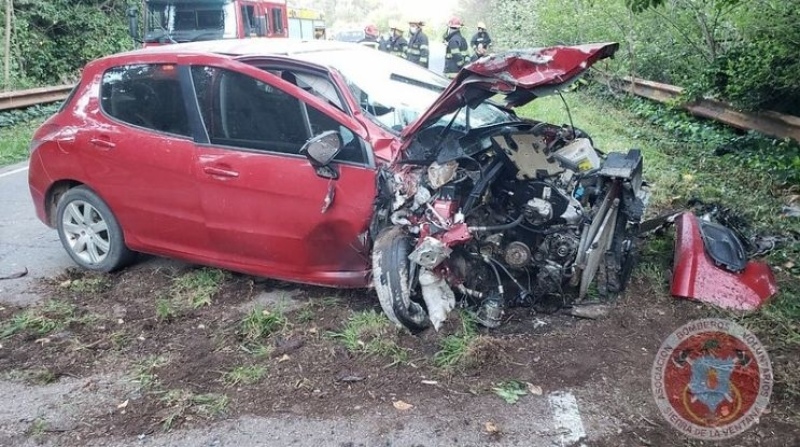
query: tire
[
  {"left": 371, "top": 227, "right": 430, "bottom": 333},
  {"left": 55, "top": 186, "right": 135, "bottom": 272}
]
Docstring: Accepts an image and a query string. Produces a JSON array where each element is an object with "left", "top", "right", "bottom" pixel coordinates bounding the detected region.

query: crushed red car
[{"left": 30, "top": 39, "right": 654, "bottom": 331}]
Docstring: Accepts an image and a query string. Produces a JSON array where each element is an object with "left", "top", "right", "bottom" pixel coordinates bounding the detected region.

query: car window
[
  {"left": 190, "top": 65, "right": 366, "bottom": 164},
  {"left": 100, "top": 64, "right": 191, "bottom": 137}
]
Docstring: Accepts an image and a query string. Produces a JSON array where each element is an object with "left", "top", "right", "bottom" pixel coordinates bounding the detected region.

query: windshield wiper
[{"left": 389, "top": 73, "right": 445, "bottom": 92}]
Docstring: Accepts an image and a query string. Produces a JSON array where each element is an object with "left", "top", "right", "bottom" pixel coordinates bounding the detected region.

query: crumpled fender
[{"left": 671, "top": 212, "right": 777, "bottom": 311}]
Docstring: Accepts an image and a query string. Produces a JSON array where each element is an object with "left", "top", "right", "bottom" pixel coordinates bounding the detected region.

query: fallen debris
[
  {"left": 392, "top": 400, "right": 413, "bottom": 411},
  {"left": 568, "top": 304, "right": 611, "bottom": 320},
  {"left": 0, "top": 267, "right": 28, "bottom": 280}
]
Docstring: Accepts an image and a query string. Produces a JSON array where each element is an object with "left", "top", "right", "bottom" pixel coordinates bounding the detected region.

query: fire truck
[
  {"left": 129, "top": 0, "right": 308, "bottom": 47},
  {"left": 287, "top": 8, "right": 326, "bottom": 40}
]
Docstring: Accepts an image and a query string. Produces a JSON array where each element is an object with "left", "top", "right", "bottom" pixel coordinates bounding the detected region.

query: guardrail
[
  {"left": 597, "top": 74, "right": 800, "bottom": 143},
  {"left": 0, "top": 84, "right": 75, "bottom": 111}
]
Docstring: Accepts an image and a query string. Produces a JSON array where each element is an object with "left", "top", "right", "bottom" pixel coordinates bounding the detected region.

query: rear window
[{"left": 100, "top": 64, "right": 191, "bottom": 137}]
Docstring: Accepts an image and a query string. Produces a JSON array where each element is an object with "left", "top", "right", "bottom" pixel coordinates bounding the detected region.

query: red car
[{"left": 29, "top": 39, "right": 646, "bottom": 331}]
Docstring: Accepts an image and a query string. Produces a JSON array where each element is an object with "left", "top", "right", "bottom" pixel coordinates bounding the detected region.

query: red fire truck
[{"left": 128, "top": 0, "right": 290, "bottom": 47}]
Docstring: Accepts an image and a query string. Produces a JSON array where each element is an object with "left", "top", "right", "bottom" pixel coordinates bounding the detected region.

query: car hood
[{"left": 400, "top": 42, "right": 619, "bottom": 141}]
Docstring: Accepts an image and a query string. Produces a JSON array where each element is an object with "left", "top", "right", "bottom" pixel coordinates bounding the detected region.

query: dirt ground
[{"left": 1, "top": 250, "right": 799, "bottom": 446}]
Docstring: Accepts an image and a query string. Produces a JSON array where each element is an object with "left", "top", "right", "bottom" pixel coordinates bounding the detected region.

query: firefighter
[
  {"left": 406, "top": 20, "right": 429, "bottom": 68},
  {"left": 359, "top": 24, "right": 380, "bottom": 49},
  {"left": 443, "top": 17, "right": 468, "bottom": 78},
  {"left": 386, "top": 21, "right": 407, "bottom": 58},
  {"left": 470, "top": 21, "right": 492, "bottom": 59}
]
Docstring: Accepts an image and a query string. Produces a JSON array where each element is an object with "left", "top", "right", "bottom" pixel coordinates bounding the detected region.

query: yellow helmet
[{"left": 477, "top": 21, "right": 487, "bottom": 29}]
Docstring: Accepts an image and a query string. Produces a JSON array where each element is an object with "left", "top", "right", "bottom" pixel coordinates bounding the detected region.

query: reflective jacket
[
  {"left": 470, "top": 30, "right": 492, "bottom": 57},
  {"left": 378, "top": 34, "right": 392, "bottom": 52},
  {"left": 387, "top": 35, "right": 408, "bottom": 58},
  {"left": 406, "top": 31, "right": 429, "bottom": 68},
  {"left": 444, "top": 30, "right": 468, "bottom": 76}
]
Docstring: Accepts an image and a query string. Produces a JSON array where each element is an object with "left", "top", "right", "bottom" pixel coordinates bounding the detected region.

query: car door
[
  {"left": 187, "top": 61, "right": 376, "bottom": 285},
  {"left": 82, "top": 62, "right": 208, "bottom": 257}
]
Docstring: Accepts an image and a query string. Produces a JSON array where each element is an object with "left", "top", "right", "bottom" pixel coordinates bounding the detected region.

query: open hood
[{"left": 400, "top": 42, "right": 619, "bottom": 140}]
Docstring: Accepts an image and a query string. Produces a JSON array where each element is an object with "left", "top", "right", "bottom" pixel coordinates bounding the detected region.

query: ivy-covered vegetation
[
  {"left": 2, "top": 0, "right": 134, "bottom": 89},
  {"left": 491, "top": 0, "right": 800, "bottom": 115}
]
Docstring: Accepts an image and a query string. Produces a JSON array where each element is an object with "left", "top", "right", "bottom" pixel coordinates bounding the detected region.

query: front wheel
[
  {"left": 56, "top": 186, "right": 135, "bottom": 272},
  {"left": 371, "top": 227, "right": 430, "bottom": 333}
]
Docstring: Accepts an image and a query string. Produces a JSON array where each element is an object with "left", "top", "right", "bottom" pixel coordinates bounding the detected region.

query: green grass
[
  {"left": 159, "top": 389, "right": 229, "bottom": 430},
  {"left": 0, "top": 300, "right": 78, "bottom": 339},
  {"left": 67, "top": 276, "right": 110, "bottom": 294},
  {"left": 0, "top": 118, "right": 45, "bottom": 167},
  {"left": 239, "top": 306, "right": 287, "bottom": 340},
  {"left": 327, "top": 310, "right": 409, "bottom": 365},
  {"left": 433, "top": 312, "right": 481, "bottom": 369},
  {"left": 26, "top": 417, "right": 48, "bottom": 441},
  {"left": 131, "top": 355, "right": 170, "bottom": 390},
  {"left": 171, "top": 268, "right": 228, "bottom": 308},
  {"left": 221, "top": 365, "right": 266, "bottom": 387}
]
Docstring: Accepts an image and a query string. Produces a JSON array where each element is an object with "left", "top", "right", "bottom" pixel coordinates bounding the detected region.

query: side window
[
  {"left": 241, "top": 5, "right": 255, "bottom": 36},
  {"left": 271, "top": 8, "right": 284, "bottom": 35},
  {"left": 191, "top": 66, "right": 308, "bottom": 153},
  {"left": 100, "top": 64, "right": 190, "bottom": 137},
  {"left": 190, "top": 66, "right": 366, "bottom": 164}
]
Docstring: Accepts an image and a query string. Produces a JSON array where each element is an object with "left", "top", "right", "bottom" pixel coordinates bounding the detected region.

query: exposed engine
[{"left": 372, "top": 119, "right": 646, "bottom": 332}]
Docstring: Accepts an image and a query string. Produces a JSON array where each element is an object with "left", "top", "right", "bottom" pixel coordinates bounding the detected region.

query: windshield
[
  {"left": 294, "top": 48, "right": 514, "bottom": 134},
  {"left": 145, "top": 0, "right": 236, "bottom": 43}
]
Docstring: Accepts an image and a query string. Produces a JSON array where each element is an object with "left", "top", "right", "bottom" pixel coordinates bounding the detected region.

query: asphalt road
[{"left": 0, "top": 161, "right": 72, "bottom": 306}]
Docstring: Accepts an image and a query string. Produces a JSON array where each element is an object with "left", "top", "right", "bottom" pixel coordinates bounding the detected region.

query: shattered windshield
[
  {"left": 295, "top": 48, "right": 514, "bottom": 134},
  {"left": 145, "top": 0, "right": 237, "bottom": 43}
]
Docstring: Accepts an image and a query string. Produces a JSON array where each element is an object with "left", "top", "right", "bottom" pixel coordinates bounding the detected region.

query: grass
[
  {"left": 153, "top": 268, "right": 229, "bottom": 321},
  {"left": 327, "top": 310, "right": 409, "bottom": 365},
  {"left": 131, "top": 355, "right": 170, "bottom": 390},
  {"left": 159, "top": 389, "right": 229, "bottom": 430},
  {"left": 170, "top": 268, "right": 228, "bottom": 308},
  {"left": 0, "top": 300, "right": 78, "bottom": 339},
  {"left": 221, "top": 365, "right": 266, "bottom": 387},
  {"left": 433, "top": 312, "right": 482, "bottom": 370},
  {"left": 239, "top": 306, "right": 287, "bottom": 340},
  {"left": 67, "top": 276, "right": 110, "bottom": 294},
  {"left": 0, "top": 118, "right": 45, "bottom": 167},
  {"left": 26, "top": 417, "right": 48, "bottom": 441}
]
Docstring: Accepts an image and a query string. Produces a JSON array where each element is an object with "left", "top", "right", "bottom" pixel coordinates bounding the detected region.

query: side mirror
[
  {"left": 127, "top": 7, "right": 140, "bottom": 41},
  {"left": 301, "top": 130, "right": 342, "bottom": 167}
]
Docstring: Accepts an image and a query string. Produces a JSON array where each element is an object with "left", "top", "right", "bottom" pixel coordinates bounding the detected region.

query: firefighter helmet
[
  {"left": 364, "top": 24, "right": 379, "bottom": 37},
  {"left": 447, "top": 17, "right": 463, "bottom": 28},
  {"left": 477, "top": 21, "right": 487, "bottom": 29}
]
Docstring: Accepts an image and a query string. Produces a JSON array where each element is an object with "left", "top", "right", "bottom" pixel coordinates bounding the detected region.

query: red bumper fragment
[{"left": 671, "top": 212, "right": 777, "bottom": 311}]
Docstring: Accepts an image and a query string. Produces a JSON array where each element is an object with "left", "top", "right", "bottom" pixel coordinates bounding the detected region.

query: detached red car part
[{"left": 671, "top": 212, "right": 777, "bottom": 311}]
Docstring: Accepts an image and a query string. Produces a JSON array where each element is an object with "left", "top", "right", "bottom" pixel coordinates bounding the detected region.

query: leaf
[
  {"left": 492, "top": 380, "right": 528, "bottom": 404},
  {"left": 484, "top": 421, "right": 500, "bottom": 434},
  {"left": 392, "top": 400, "right": 413, "bottom": 411}
]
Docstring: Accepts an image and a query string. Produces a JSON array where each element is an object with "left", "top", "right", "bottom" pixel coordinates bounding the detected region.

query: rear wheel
[
  {"left": 371, "top": 227, "right": 430, "bottom": 333},
  {"left": 56, "top": 186, "right": 135, "bottom": 272}
]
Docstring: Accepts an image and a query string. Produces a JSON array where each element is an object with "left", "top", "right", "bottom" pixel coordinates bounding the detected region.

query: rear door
[
  {"left": 186, "top": 60, "right": 376, "bottom": 285},
  {"left": 85, "top": 62, "right": 208, "bottom": 256}
]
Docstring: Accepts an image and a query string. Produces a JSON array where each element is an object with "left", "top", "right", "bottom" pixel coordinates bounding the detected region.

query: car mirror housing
[{"left": 301, "top": 130, "right": 343, "bottom": 167}]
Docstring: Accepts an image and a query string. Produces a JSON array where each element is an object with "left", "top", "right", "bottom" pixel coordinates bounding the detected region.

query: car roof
[{"left": 118, "top": 38, "right": 359, "bottom": 59}]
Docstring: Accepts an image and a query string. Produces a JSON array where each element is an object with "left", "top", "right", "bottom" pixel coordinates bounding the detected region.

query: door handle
[
  {"left": 203, "top": 166, "right": 240, "bottom": 178},
  {"left": 89, "top": 136, "right": 116, "bottom": 149}
]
